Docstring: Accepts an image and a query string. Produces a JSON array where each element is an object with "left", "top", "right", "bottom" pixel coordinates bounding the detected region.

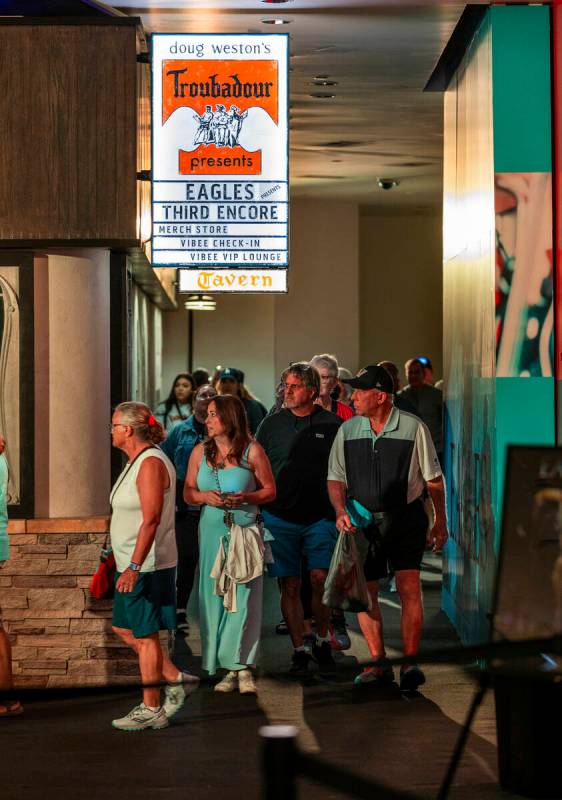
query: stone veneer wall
[{"left": 0, "top": 518, "right": 140, "bottom": 688}]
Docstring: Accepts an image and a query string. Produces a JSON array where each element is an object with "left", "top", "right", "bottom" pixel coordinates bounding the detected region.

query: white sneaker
[
  {"left": 237, "top": 669, "right": 256, "bottom": 695},
  {"left": 214, "top": 671, "right": 239, "bottom": 692},
  {"left": 111, "top": 703, "right": 168, "bottom": 731},
  {"left": 163, "top": 672, "right": 200, "bottom": 718}
]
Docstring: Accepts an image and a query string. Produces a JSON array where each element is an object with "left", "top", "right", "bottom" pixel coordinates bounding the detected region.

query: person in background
[
  {"left": 256, "top": 363, "right": 342, "bottom": 676},
  {"left": 109, "top": 403, "right": 198, "bottom": 731},
  {"left": 212, "top": 365, "right": 223, "bottom": 388},
  {"left": 155, "top": 373, "right": 196, "bottom": 432},
  {"left": 184, "top": 395, "right": 276, "bottom": 694},
  {"left": 310, "top": 354, "right": 354, "bottom": 422},
  {"left": 0, "top": 435, "right": 22, "bottom": 718},
  {"left": 417, "top": 356, "right": 434, "bottom": 385},
  {"left": 192, "top": 367, "right": 210, "bottom": 389},
  {"left": 378, "top": 361, "right": 417, "bottom": 415},
  {"left": 327, "top": 366, "right": 447, "bottom": 692},
  {"left": 216, "top": 367, "right": 267, "bottom": 434},
  {"left": 162, "top": 384, "right": 217, "bottom": 636},
  {"left": 309, "top": 354, "right": 353, "bottom": 650},
  {"left": 400, "top": 359, "right": 443, "bottom": 463},
  {"left": 336, "top": 367, "right": 354, "bottom": 406},
  {"left": 269, "top": 378, "right": 285, "bottom": 416}
]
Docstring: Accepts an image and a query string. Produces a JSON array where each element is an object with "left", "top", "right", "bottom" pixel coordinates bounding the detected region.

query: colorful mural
[{"left": 495, "top": 173, "right": 553, "bottom": 378}]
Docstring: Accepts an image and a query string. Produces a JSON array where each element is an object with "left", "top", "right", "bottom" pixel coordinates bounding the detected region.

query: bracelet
[{"left": 128, "top": 562, "right": 141, "bottom": 572}]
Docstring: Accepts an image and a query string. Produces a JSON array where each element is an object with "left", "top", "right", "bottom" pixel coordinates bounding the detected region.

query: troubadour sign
[{"left": 151, "top": 33, "right": 289, "bottom": 292}]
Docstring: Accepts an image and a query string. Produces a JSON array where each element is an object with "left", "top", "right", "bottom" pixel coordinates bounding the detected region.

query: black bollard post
[{"left": 259, "top": 725, "right": 298, "bottom": 800}]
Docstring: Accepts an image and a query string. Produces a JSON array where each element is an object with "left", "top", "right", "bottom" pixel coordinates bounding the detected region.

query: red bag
[{"left": 89, "top": 542, "right": 116, "bottom": 600}]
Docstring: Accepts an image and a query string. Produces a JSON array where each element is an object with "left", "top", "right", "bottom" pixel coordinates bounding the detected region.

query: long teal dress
[{"left": 197, "top": 455, "right": 263, "bottom": 675}]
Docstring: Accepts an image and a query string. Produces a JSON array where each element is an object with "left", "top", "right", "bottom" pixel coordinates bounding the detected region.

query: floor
[{"left": 0, "top": 555, "right": 526, "bottom": 800}]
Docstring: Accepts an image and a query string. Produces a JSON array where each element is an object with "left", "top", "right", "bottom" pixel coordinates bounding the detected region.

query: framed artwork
[{"left": 493, "top": 446, "right": 562, "bottom": 642}]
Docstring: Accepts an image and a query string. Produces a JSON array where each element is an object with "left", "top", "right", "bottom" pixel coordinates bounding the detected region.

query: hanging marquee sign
[{"left": 151, "top": 33, "right": 289, "bottom": 292}]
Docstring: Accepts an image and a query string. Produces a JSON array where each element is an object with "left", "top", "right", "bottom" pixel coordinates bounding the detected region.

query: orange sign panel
[
  {"left": 162, "top": 60, "right": 279, "bottom": 124},
  {"left": 179, "top": 144, "right": 262, "bottom": 175}
]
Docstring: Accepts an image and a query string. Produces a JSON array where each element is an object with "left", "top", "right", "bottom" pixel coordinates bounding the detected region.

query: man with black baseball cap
[{"left": 327, "top": 364, "right": 448, "bottom": 692}]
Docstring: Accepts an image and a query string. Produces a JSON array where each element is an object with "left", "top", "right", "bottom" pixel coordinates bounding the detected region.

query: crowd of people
[{"left": 0, "top": 353, "right": 447, "bottom": 731}]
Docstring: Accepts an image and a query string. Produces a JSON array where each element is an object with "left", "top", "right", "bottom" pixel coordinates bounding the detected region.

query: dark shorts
[
  {"left": 112, "top": 567, "right": 177, "bottom": 638},
  {"left": 362, "top": 499, "right": 428, "bottom": 582}
]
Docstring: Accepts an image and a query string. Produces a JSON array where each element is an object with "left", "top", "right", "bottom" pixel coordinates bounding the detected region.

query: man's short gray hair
[
  {"left": 310, "top": 353, "right": 339, "bottom": 378},
  {"left": 282, "top": 362, "right": 321, "bottom": 398}
]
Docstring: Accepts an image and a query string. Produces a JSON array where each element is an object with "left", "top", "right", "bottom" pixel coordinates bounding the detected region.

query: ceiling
[{"left": 114, "top": 1, "right": 471, "bottom": 211}]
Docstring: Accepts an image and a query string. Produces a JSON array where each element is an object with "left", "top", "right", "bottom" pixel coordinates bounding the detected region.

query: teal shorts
[{"left": 112, "top": 567, "right": 177, "bottom": 638}]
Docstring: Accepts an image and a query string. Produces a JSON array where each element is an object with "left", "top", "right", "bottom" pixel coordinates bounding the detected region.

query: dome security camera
[{"left": 377, "top": 178, "right": 399, "bottom": 190}]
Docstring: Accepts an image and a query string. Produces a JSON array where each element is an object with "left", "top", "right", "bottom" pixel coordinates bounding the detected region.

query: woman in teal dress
[{"left": 184, "top": 394, "right": 276, "bottom": 694}]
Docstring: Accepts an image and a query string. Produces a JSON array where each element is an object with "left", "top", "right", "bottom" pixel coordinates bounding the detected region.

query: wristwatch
[{"left": 128, "top": 562, "right": 141, "bottom": 572}]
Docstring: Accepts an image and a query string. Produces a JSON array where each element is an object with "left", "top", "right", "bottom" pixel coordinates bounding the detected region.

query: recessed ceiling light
[
  {"left": 309, "top": 92, "right": 336, "bottom": 99},
  {"left": 311, "top": 80, "right": 338, "bottom": 87},
  {"left": 377, "top": 178, "right": 399, "bottom": 190},
  {"left": 262, "top": 18, "right": 291, "bottom": 25}
]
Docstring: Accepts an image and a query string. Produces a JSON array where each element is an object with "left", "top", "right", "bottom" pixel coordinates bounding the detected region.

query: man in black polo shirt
[
  {"left": 256, "top": 362, "right": 342, "bottom": 676},
  {"left": 327, "top": 365, "right": 448, "bottom": 691}
]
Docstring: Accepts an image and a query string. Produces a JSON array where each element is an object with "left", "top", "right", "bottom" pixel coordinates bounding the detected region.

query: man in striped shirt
[{"left": 327, "top": 365, "right": 448, "bottom": 692}]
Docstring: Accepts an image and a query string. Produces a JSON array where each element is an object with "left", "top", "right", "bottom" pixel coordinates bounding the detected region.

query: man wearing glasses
[{"left": 256, "top": 362, "right": 342, "bottom": 676}]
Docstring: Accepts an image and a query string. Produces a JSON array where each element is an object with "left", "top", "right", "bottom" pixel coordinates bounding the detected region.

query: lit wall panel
[{"left": 442, "top": 15, "right": 496, "bottom": 643}]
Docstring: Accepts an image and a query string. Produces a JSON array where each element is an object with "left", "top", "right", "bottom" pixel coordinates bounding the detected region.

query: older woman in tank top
[{"left": 109, "top": 402, "right": 198, "bottom": 732}]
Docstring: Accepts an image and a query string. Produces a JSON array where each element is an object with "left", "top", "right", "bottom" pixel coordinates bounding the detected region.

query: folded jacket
[{"left": 210, "top": 522, "right": 272, "bottom": 612}]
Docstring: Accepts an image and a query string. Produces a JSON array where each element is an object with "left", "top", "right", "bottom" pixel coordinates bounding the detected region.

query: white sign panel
[{"left": 151, "top": 33, "right": 289, "bottom": 292}]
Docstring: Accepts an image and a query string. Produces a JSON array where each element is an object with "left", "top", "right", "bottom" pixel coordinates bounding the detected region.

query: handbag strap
[
  {"left": 212, "top": 465, "right": 235, "bottom": 528},
  {"left": 212, "top": 464, "right": 222, "bottom": 493}
]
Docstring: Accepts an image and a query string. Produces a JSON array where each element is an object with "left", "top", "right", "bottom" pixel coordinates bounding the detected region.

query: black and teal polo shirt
[{"left": 327, "top": 406, "right": 441, "bottom": 513}]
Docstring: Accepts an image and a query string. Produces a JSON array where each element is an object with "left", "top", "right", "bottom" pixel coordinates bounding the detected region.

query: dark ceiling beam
[{"left": 424, "top": 5, "right": 488, "bottom": 93}]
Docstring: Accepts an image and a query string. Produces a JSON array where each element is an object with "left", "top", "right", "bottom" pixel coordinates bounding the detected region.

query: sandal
[{"left": 0, "top": 700, "right": 23, "bottom": 717}]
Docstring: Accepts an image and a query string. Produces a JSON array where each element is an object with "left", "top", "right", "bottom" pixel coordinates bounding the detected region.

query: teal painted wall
[
  {"left": 491, "top": 6, "right": 552, "bottom": 173},
  {"left": 495, "top": 378, "right": 555, "bottom": 539}
]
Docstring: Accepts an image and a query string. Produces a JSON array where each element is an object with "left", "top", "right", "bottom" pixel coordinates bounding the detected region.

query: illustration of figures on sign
[{"left": 194, "top": 103, "right": 249, "bottom": 148}]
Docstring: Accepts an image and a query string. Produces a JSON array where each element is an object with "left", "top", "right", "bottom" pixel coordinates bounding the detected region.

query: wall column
[{"left": 34, "top": 249, "right": 112, "bottom": 518}]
